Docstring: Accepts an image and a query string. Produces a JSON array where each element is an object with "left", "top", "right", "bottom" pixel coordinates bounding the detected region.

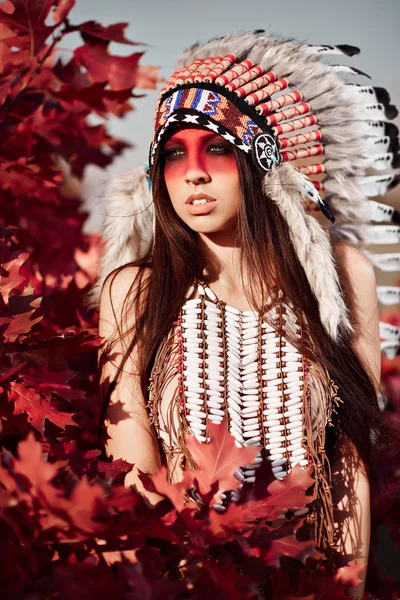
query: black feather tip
[
  {"left": 336, "top": 44, "right": 360, "bottom": 56},
  {"left": 318, "top": 198, "right": 335, "bottom": 224},
  {"left": 350, "top": 66, "right": 372, "bottom": 79},
  {"left": 385, "top": 104, "right": 399, "bottom": 120},
  {"left": 388, "top": 174, "right": 400, "bottom": 191},
  {"left": 385, "top": 122, "right": 399, "bottom": 144},
  {"left": 392, "top": 153, "right": 400, "bottom": 170},
  {"left": 374, "top": 87, "right": 391, "bottom": 107},
  {"left": 391, "top": 209, "right": 400, "bottom": 224}
]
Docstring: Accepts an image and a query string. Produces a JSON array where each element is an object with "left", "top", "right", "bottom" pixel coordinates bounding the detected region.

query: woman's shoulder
[
  {"left": 100, "top": 264, "right": 152, "bottom": 329},
  {"left": 333, "top": 241, "right": 377, "bottom": 297}
]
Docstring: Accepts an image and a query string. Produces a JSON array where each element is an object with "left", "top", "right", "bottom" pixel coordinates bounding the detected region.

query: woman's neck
[{"left": 198, "top": 230, "right": 242, "bottom": 285}]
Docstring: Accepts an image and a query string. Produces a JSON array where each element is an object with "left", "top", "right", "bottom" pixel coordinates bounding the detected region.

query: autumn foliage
[{"left": 0, "top": 1, "right": 399, "bottom": 598}]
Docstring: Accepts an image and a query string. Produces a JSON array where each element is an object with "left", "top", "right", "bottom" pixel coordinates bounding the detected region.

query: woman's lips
[
  {"left": 185, "top": 198, "right": 218, "bottom": 215},
  {"left": 185, "top": 193, "right": 217, "bottom": 215}
]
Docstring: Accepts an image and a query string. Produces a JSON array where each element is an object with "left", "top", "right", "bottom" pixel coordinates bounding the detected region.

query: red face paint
[{"left": 162, "top": 127, "right": 240, "bottom": 233}]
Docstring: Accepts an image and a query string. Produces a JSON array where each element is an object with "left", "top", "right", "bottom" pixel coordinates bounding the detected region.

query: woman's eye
[
  {"left": 208, "top": 144, "right": 233, "bottom": 154},
  {"left": 164, "top": 148, "right": 184, "bottom": 160}
]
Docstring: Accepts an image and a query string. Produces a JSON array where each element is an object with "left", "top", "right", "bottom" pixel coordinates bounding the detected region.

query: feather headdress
[{"left": 89, "top": 31, "right": 399, "bottom": 349}]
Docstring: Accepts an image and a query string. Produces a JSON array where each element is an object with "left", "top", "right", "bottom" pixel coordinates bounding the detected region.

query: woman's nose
[{"left": 184, "top": 153, "right": 211, "bottom": 185}]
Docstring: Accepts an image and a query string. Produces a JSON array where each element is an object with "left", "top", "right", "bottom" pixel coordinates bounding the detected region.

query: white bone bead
[
  {"left": 265, "top": 441, "right": 284, "bottom": 450},
  {"left": 286, "top": 413, "right": 303, "bottom": 424},
  {"left": 287, "top": 426, "right": 303, "bottom": 437},
  {"left": 242, "top": 475, "right": 255, "bottom": 484},
  {"left": 243, "top": 344, "right": 258, "bottom": 356},
  {"left": 206, "top": 350, "right": 223, "bottom": 359},
  {"left": 181, "top": 315, "right": 201, "bottom": 329},
  {"left": 242, "top": 400, "right": 259, "bottom": 408},
  {"left": 234, "top": 468, "right": 245, "bottom": 483},
  {"left": 263, "top": 419, "right": 281, "bottom": 428},
  {"left": 186, "top": 386, "right": 205, "bottom": 394},
  {"left": 185, "top": 398, "right": 204, "bottom": 407},
  {"left": 264, "top": 391, "right": 284, "bottom": 401},
  {"left": 284, "top": 408, "right": 301, "bottom": 418},
  {"left": 287, "top": 431, "right": 303, "bottom": 442},
  {"left": 188, "top": 421, "right": 207, "bottom": 431},
  {"left": 293, "top": 507, "right": 309, "bottom": 516},
  {"left": 188, "top": 409, "right": 207, "bottom": 419},
  {"left": 203, "top": 286, "right": 217, "bottom": 301},
  {"left": 225, "top": 306, "right": 240, "bottom": 315},
  {"left": 209, "top": 408, "right": 225, "bottom": 417},
  {"left": 197, "top": 284, "right": 205, "bottom": 295},
  {"left": 290, "top": 458, "right": 308, "bottom": 468},
  {"left": 282, "top": 353, "right": 302, "bottom": 361},
  {"left": 242, "top": 353, "right": 257, "bottom": 366},
  {"left": 185, "top": 402, "right": 204, "bottom": 411},
  {"left": 185, "top": 391, "right": 203, "bottom": 399},
  {"left": 243, "top": 310, "right": 258, "bottom": 318},
  {"left": 184, "top": 307, "right": 202, "bottom": 314},
  {"left": 242, "top": 408, "right": 258, "bottom": 417},
  {"left": 291, "top": 447, "right": 306, "bottom": 457},
  {"left": 263, "top": 407, "right": 281, "bottom": 416},
  {"left": 209, "top": 415, "right": 223, "bottom": 424},
  {"left": 271, "top": 457, "right": 288, "bottom": 467},
  {"left": 243, "top": 417, "right": 259, "bottom": 426},
  {"left": 184, "top": 296, "right": 201, "bottom": 305},
  {"left": 207, "top": 400, "right": 223, "bottom": 409},
  {"left": 243, "top": 392, "right": 259, "bottom": 401},
  {"left": 243, "top": 328, "right": 258, "bottom": 339},
  {"left": 245, "top": 435, "right": 262, "bottom": 444},
  {"left": 243, "top": 380, "right": 258, "bottom": 390},
  {"left": 183, "top": 346, "right": 203, "bottom": 354},
  {"left": 242, "top": 362, "right": 258, "bottom": 375},
  {"left": 266, "top": 424, "right": 286, "bottom": 432},
  {"left": 284, "top": 397, "right": 302, "bottom": 409},
  {"left": 184, "top": 284, "right": 195, "bottom": 299},
  {"left": 272, "top": 465, "right": 287, "bottom": 475},
  {"left": 227, "top": 389, "right": 241, "bottom": 402}
]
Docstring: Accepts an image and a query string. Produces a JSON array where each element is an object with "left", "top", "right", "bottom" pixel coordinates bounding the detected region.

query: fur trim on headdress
[
  {"left": 86, "top": 167, "right": 153, "bottom": 307},
  {"left": 263, "top": 163, "right": 353, "bottom": 341}
]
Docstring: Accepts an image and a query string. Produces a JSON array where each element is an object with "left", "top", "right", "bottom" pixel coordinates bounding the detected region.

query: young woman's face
[{"left": 162, "top": 127, "right": 240, "bottom": 235}]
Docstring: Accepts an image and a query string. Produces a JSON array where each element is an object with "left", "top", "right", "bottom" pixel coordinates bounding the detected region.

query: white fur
[{"left": 86, "top": 167, "right": 154, "bottom": 307}]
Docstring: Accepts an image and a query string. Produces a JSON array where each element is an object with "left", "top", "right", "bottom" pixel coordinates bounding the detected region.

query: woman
[{"left": 92, "top": 31, "right": 399, "bottom": 592}]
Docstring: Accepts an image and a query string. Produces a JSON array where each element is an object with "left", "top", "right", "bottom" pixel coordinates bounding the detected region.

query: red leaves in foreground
[{"left": 0, "top": 0, "right": 398, "bottom": 596}]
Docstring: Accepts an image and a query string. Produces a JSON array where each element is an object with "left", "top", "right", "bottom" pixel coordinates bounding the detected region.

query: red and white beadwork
[{"left": 178, "top": 282, "right": 308, "bottom": 487}]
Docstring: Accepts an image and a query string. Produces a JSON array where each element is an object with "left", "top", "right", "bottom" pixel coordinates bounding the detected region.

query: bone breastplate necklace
[{"left": 176, "top": 280, "right": 310, "bottom": 490}]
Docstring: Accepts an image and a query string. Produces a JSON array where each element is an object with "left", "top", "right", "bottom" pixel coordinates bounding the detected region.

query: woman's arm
[
  {"left": 332, "top": 242, "right": 381, "bottom": 597},
  {"left": 98, "top": 266, "right": 164, "bottom": 506}
]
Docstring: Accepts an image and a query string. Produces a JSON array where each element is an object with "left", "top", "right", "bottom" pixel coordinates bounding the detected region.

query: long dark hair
[{"left": 101, "top": 143, "right": 388, "bottom": 493}]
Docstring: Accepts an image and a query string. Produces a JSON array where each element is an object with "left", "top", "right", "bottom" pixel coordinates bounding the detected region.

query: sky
[{"left": 63, "top": 0, "right": 400, "bottom": 232}]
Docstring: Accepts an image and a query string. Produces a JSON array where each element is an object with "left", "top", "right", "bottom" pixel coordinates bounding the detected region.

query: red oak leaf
[
  {"left": 186, "top": 419, "right": 260, "bottom": 496},
  {"left": 1, "top": 294, "right": 42, "bottom": 342},
  {"left": 9, "top": 381, "right": 76, "bottom": 434},
  {"left": 22, "top": 365, "right": 86, "bottom": 402},
  {"left": 242, "top": 464, "right": 314, "bottom": 522},
  {"left": 78, "top": 21, "right": 142, "bottom": 46},
  {"left": 74, "top": 44, "right": 153, "bottom": 92},
  {"left": 149, "top": 466, "right": 192, "bottom": 512},
  {"left": 97, "top": 458, "right": 134, "bottom": 482},
  {"left": 0, "top": 249, "right": 29, "bottom": 303},
  {"left": 52, "top": 0, "right": 75, "bottom": 25},
  {"left": 0, "top": 0, "right": 55, "bottom": 52},
  {"left": 13, "top": 431, "right": 58, "bottom": 490},
  {"left": 264, "top": 534, "right": 316, "bottom": 567}
]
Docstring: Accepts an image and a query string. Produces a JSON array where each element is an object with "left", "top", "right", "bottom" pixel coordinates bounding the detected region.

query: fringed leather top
[{"left": 147, "top": 280, "right": 342, "bottom": 549}]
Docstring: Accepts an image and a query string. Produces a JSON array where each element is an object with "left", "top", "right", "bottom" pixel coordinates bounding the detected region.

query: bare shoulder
[
  {"left": 99, "top": 265, "right": 151, "bottom": 337},
  {"left": 333, "top": 242, "right": 377, "bottom": 303}
]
